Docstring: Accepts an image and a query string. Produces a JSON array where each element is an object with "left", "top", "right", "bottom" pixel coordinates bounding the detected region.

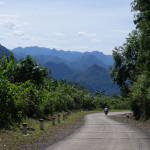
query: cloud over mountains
[{"left": 0, "top": 0, "right": 135, "bottom": 54}]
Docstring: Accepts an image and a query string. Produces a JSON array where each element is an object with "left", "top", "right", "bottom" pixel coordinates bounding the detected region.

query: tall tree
[
  {"left": 110, "top": 0, "right": 150, "bottom": 119},
  {"left": 110, "top": 30, "right": 140, "bottom": 95},
  {"left": 131, "top": 0, "right": 150, "bottom": 32},
  {"left": 131, "top": 0, "right": 150, "bottom": 72},
  {"left": 3, "top": 55, "right": 48, "bottom": 86}
]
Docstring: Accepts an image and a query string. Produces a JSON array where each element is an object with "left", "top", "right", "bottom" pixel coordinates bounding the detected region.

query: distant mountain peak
[
  {"left": 88, "top": 63, "right": 104, "bottom": 69},
  {"left": 0, "top": 44, "right": 11, "bottom": 57}
]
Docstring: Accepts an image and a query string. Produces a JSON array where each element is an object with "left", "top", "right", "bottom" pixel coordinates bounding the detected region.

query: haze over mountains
[
  {"left": 0, "top": 45, "right": 119, "bottom": 95},
  {"left": 0, "top": 44, "right": 11, "bottom": 57},
  {"left": 12, "top": 46, "right": 119, "bottom": 95}
]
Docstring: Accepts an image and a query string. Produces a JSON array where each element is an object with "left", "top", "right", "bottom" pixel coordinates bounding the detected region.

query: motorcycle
[{"left": 104, "top": 107, "right": 108, "bottom": 115}]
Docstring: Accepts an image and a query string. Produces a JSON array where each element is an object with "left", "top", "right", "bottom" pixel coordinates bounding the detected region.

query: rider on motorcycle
[{"left": 104, "top": 106, "right": 108, "bottom": 115}]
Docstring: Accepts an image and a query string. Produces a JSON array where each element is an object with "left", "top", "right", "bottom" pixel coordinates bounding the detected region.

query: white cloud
[
  {"left": 0, "top": 14, "right": 19, "bottom": 18},
  {"left": 111, "top": 29, "right": 131, "bottom": 34},
  {"left": 0, "top": 36, "right": 5, "bottom": 40},
  {"left": 77, "top": 32, "right": 96, "bottom": 37},
  {"left": 91, "top": 39, "right": 101, "bottom": 43},
  {"left": 0, "top": 20, "right": 19, "bottom": 30},
  {"left": 53, "top": 33, "right": 65, "bottom": 37},
  {"left": 12, "top": 30, "right": 24, "bottom": 36},
  {"left": 0, "top": 14, "right": 29, "bottom": 30},
  {"left": 0, "top": 2, "right": 4, "bottom": 5},
  {"left": 0, "top": 0, "right": 135, "bottom": 55},
  {"left": 21, "top": 36, "right": 31, "bottom": 41},
  {"left": 4, "top": 22, "right": 16, "bottom": 29}
]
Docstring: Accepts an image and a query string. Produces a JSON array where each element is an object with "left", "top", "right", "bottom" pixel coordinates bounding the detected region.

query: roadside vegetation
[
  {"left": 0, "top": 111, "right": 91, "bottom": 150},
  {"left": 0, "top": 54, "right": 129, "bottom": 129},
  {"left": 110, "top": 0, "right": 150, "bottom": 120},
  {"left": 0, "top": 53, "right": 129, "bottom": 148},
  {"left": 1, "top": 0, "right": 150, "bottom": 149}
]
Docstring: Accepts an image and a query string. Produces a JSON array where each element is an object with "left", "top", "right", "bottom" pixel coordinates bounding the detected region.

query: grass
[
  {"left": 0, "top": 109, "right": 130, "bottom": 150},
  {"left": 110, "top": 114, "right": 150, "bottom": 130},
  {"left": 0, "top": 111, "right": 90, "bottom": 150}
]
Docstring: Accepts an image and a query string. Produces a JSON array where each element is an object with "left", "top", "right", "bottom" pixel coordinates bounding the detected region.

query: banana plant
[
  {"left": 95, "top": 90, "right": 106, "bottom": 97},
  {"left": 0, "top": 53, "right": 15, "bottom": 76}
]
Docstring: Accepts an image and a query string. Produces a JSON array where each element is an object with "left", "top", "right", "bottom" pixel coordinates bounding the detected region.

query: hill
[
  {"left": 69, "top": 55, "right": 108, "bottom": 71},
  {"left": 68, "top": 64, "right": 119, "bottom": 95},
  {"left": 44, "top": 61, "right": 75, "bottom": 80},
  {"left": 0, "top": 44, "right": 11, "bottom": 57},
  {"left": 83, "top": 51, "right": 113, "bottom": 66},
  {"left": 12, "top": 46, "right": 113, "bottom": 66},
  {"left": 11, "top": 46, "right": 119, "bottom": 95},
  {"left": 12, "top": 47, "right": 82, "bottom": 62}
]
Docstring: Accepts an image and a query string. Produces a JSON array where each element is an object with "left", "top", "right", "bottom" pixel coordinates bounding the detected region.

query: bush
[
  {"left": 18, "top": 81, "right": 44, "bottom": 118},
  {"left": 82, "top": 94, "right": 96, "bottom": 110},
  {"left": 5, "top": 55, "right": 48, "bottom": 86},
  {"left": 0, "top": 78, "right": 23, "bottom": 128},
  {"left": 43, "top": 91, "right": 56, "bottom": 115},
  {"left": 131, "top": 74, "right": 150, "bottom": 120},
  {"left": 93, "top": 95, "right": 130, "bottom": 110}
]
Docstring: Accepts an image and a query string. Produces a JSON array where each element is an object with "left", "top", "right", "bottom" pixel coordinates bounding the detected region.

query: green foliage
[
  {"left": 96, "top": 90, "right": 106, "bottom": 97},
  {"left": 18, "top": 81, "right": 44, "bottom": 118},
  {"left": 43, "top": 91, "right": 55, "bottom": 115},
  {"left": 110, "top": 30, "right": 140, "bottom": 95},
  {"left": 0, "top": 53, "right": 15, "bottom": 76},
  {"left": 131, "top": 0, "right": 150, "bottom": 32},
  {"left": 82, "top": 94, "right": 96, "bottom": 110},
  {"left": 131, "top": 73, "right": 150, "bottom": 120},
  {"left": 110, "top": 0, "right": 150, "bottom": 120},
  {"left": 0, "top": 52, "right": 128, "bottom": 129},
  {"left": 0, "top": 78, "right": 23, "bottom": 128},
  {"left": 93, "top": 95, "right": 130, "bottom": 110},
  {"left": 5, "top": 55, "right": 48, "bottom": 85}
]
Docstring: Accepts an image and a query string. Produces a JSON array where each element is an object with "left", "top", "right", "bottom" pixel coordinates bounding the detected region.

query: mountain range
[
  {"left": 0, "top": 45, "right": 119, "bottom": 95},
  {"left": 0, "top": 44, "right": 11, "bottom": 57},
  {"left": 12, "top": 46, "right": 113, "bottom": 66}
]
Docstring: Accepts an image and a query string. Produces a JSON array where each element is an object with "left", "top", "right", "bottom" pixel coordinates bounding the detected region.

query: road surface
[{"left": 46, "top": 112, "right": 150, "bottom": 150}]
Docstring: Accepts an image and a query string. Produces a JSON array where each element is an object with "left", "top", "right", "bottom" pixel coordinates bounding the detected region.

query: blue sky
[{"left": 0, "top": 0, "right": 135, "bottom": 54}]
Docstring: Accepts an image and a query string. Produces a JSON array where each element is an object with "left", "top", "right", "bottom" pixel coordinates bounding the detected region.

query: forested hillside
[
  {"left": 69, "top": 55, "right": 108, "bottom": 71},
  {"left": 0, "top": 44, "right": 11, "bottom": 57},
  {"left": 12, "top": 47, "right": 118, "bottom": 94},
  {"left": 12, "top": 47, "right": 113, "bottom": 66},
  {"left": 0, "top": 51, "right": 128, "bottom": 128},
  {"left": 45, "top": 61, "right": 75, "bottom": 80},
  {"left": 68, "top": 64, "right": 119, "bottom": 95},
  {"left": 110, "top": 0, "right": 150, "bottom": 120}
]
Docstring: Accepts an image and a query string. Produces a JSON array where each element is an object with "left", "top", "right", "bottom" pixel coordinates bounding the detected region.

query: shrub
[
  {"left": 0, "top": 78, "right": 23, "bottom": 128},
  {"left": 18, "top": 80, "right": 44, "bottom": 118},
  {"left": 131, "top": 74, "right": 150, "bottom": 120}
]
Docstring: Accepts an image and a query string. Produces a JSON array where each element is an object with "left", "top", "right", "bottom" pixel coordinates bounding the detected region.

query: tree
[
  {"left": 131, "top": 0, "right": 150, "bottom": 73},
  {"left": 110, "top": 30, "right": 140, "bottom": 95},
  {"left": 0, "top": 53, "right": 15, "bottom": 76},
  {"left": 0, "top": 78, "right": 23, "bottom": 128},
  {"left": 131, "top": 0, "right": 150, "bottom": 32},
  {"left": 3, "top": 55, "right": 48, "bottom": 86},
  {"left": 110, "top": 0, "right": 150, "bottom": 119}
]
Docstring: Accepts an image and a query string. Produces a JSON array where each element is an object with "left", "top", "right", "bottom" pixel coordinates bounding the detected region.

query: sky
[{"left": 0, "top": 0, "right": 135, "bottom": 54}]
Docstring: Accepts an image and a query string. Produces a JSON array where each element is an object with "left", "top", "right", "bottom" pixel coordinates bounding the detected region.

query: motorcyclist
[{"left": 104, "top": 106, "right": 108, "bottom": 115}]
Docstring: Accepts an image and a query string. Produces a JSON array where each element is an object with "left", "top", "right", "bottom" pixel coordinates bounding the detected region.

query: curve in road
[{"left": 46, "top": 112, "right": 150, "bottom": 150}]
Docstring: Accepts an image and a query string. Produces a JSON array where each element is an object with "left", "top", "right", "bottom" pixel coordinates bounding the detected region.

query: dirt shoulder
[
  {"left": 39, "top": 113, "right": 86, "bottom": 150},
  {"left": 0, "top": 112, "right": 87, "bottom": 150},
  {"left": 109, "top": 113, "right": 150, "bottom": 134}
]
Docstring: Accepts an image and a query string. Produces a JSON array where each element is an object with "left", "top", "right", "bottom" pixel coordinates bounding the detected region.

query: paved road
[{"left": 46, "top": 112, "right": 150, "bottom": 150}]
